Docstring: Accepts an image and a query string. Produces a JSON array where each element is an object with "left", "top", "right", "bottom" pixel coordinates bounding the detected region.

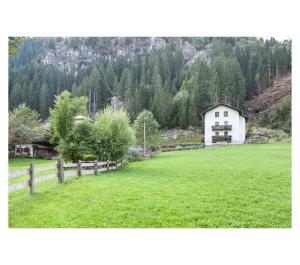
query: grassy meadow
[
  {"left": 9, "top": 143, "right": 291, "bottom": 228},
  {"left": 9, "top": 157, "right": 56, "bottom": 170},
  {"left": 9, "top": 158, "right": 56, "bottom": 185}
]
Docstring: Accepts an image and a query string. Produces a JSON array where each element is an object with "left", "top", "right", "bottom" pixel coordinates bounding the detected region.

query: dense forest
[{"left": 9, "top": 37, "right": 291, "bottom": 129}]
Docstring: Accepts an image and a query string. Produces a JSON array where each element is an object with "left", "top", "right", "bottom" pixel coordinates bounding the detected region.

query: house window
[
  {"left": 224, "top": 132, "right": 228, "bottom": 137},
  {"left": 215, "top": 132, "right": 219, "bottom": 136},
  {"left": 215, "top": 122, "right": 219, "bottom": 126},
  {"left": 215, "top": 112, "right": 219, "bottom": 117},
  {"left": 224, "top": 121, "right": 228, "bottom": 125},
  {"left": 224, "top": 111, "right": 228, "bottom": 117}
]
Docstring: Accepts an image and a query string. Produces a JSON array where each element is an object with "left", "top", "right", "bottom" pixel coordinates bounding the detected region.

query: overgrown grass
[{"left": 9, "top": 143, "right": 291, "bottom": 228}]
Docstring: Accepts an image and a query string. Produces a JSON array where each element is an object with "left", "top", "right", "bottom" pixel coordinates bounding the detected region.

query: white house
[{"left": 201, "top": 104, "right": 247, "bottom": 146}]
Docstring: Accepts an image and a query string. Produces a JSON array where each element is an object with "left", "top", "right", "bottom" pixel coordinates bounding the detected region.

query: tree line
[{"left": 9, "top": 37, "right": 291, "bottom": 129}]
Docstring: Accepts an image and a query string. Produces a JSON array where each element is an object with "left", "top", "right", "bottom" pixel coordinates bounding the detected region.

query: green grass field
[
  {"left": 9, "top": 157, "right": 56, "bottom": 170},
  {"left": 9, "top": 143, "right": 291, "bottom": 228},
  {"left": 9, "top": 158, "right": 56, "bottom": 185}
]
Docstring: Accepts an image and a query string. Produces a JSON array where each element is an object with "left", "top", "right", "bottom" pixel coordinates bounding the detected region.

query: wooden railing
[
  {"left": 212, "top": 125, "right": 232, "bottom": 131},
  {"left": 212, "top": 135, "right": 232, "bottom": 142},
  {"left": 9, "top": 159, "right": 123, "bottom": 193}
]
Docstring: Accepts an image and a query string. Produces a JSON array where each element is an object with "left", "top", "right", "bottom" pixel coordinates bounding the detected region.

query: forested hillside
[
  {"left": 245, "top": 73, "right": 291, "bottom": 133},
  {"left": 9, "top": 37, "right": 291, "bottom": 130}
]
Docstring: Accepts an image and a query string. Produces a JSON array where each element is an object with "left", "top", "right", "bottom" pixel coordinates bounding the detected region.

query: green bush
[
  {"left": 258, "top": 98, "right": 291, "bottom": 135},
  {"left": 57, "top": 120, "right": 94, "bottom": 162},
  {"left": 34, "top": 152, "right": 45, "bottom": 159},
  {"left": 129, "top": 154, "right": 144, "bottom": 161},
  {"left": 270, "top": 99, "right": 291, "bottom": 134},
  {"left": 49, "top": 90, "right": 88, "bottom": 144},
  {"left": 93, "top": 107, "right": 135, "bottom": 161},
  {"left": 81, "top": 153, "right": 97, "bottom": 161}
]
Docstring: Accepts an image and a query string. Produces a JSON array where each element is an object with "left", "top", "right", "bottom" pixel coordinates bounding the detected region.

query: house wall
[
  {"left": 14, "top": 145, "right": 33, "bottom": 158},
  {"left": 239, "top": 116, "right": 246, "bottom": 143},
  {"left": 204, "top": 105, "right": 244, "bottom": 145}
]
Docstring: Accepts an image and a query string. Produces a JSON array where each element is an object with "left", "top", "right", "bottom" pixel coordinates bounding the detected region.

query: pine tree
[
  {"left": 39, "top": 83, "right": 49, "bottom": 119},
  {"left": 151, "top": 72, "right": 173, "bottom": 128},
  {"left": 9, "top": 83, "right": 24, "bottom": 109},
  {"left": 174, "top": 89, "right": 190, "bottom": 128},
  {"left": 124, "top": 83, "right": 136, "bottom": 121},
  {"left": 190, "top": 60, "right": 212, "bottom": 125},
  {"left": 119, "top": 68, "right": 131, "bottom": 98}
]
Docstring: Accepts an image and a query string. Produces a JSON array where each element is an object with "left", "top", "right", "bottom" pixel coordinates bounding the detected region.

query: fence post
[
  {"left": 94, "top": 160, "right": 98, "bottom": 175},
  {"left": 57, "top": 158, "right": 64, "bottom": 183},
  {"left": 57, "top": 159, "right": 60, "bottom": 183},
  {"left": 107, "top": 160, "right": 109, "bottom": 171},
  {"left": 29, "top": 163, "right": 35, "bottom": 194},
  {"left": 61, "top": 160, "right": 64, "bottom": 183},
  {"left": 78, "top": 160, "right": 82, "bottom": 176}
]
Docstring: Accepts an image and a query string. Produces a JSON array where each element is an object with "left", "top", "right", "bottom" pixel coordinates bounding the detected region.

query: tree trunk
[
  {"left": 88, "top": 89, "right": 91, "bottom": 117},
  {"left": 93, "top": 89, "right": 96, "bottom": 115},
  {"left": 268, "top": 64, "right": 271, "bottom": 86}
]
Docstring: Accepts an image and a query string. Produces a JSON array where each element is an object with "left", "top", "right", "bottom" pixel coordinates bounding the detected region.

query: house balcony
[
  {"left": 212, "top": 135, "right": 232, "bottom": 143},
  {"left": 212, "top": 125, "right": 232, "bottom": 131}
]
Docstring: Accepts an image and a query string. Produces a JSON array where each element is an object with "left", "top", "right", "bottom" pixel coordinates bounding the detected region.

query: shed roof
[{"left": 74, "top": 115, "right": 93, "bottom": 122}]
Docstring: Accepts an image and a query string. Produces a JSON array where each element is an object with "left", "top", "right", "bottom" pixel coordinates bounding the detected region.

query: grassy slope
[{"left": 9, "top": 143, "right": 291, "bottom": 228}]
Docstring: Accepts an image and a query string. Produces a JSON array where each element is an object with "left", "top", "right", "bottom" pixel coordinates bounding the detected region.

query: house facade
[{"left": 202, "top": 104, "right": 247, "bottom": 146}]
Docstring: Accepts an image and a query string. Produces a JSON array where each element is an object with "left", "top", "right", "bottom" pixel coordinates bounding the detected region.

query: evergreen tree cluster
[{"left": 9, "top": 37, "right": 291, "bottom": 128}]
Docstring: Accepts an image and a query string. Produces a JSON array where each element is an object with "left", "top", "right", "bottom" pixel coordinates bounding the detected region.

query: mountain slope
[
  {"left": 245, "top": 73, "right": 291, "bottom": 132},
  {"left": 10, "top": 37, "right": 212, "bottom": 72},
  {"left": 246, "top": 74, "right": 291, "bottom": 115},
  {"left": 9, "top": 37, "right": 292, "bottom": 130}
]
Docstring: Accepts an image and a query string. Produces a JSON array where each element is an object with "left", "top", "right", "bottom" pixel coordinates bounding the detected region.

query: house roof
[
  {"left": 201, "top": 103, "right": 248, "bottom": 120},
  {"left": 74, "top": 115, "right": 93, "bottom": 122}
]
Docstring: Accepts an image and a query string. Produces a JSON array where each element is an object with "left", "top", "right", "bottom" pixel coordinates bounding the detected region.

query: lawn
[
  {"left": 9, "top": 158, "right": 56, "bottom": 185},
  {"left": 9, "top": 157, "right": 56, "bottom": 170},
  {"left": 9, "top": 143, "right": 291, "bottom": 228}
]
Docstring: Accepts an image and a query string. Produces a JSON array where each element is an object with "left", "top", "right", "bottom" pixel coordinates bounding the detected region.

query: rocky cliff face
[{"left": 35, "top": 37, "right": 213, "bottom": 72}]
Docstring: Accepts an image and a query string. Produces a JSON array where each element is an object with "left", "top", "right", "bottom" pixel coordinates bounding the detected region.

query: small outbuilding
[{"left": 201, "top": 104, "right": 248, "bottom": 146}]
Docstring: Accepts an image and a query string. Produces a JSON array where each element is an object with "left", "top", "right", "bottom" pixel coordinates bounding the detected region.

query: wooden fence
[
  {"left": 9, "top": 159, "right": 123, "bottom": 193},
  {"left": 160, "top": 143, "right": 204, "bottom": 152}
]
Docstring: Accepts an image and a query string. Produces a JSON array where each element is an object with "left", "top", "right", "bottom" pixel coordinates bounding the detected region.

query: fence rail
[
  {"left": 9, "top": 164, "right": 57, "bottom": 179},
  {"left": 9, "top": 168, "right": 29, "bottom": 179},
  {"left": 9, "top": 159, "right": 123, "bottom": 193},
  {"left": 161, "top": 143, "right": 204, "bottom": 152}
]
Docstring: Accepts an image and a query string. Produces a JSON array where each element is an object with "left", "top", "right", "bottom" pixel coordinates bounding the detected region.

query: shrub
[
  {"left": 129, "top": 154, "right": 144, "bottom": 162},
  {"left": 93, "top": 107, "right": 135, "bottom": 161},
  {"left": 81, "top": 153, "right": 97, "bottom": 161},
  {"left": 49, "top": 90, "right": 88, "bottom": 144},
  {"left": 57, "top": 120, "right": 94, "bottom": 162},
  {"left": 259, "top": 111, "right": 270, "bottom": 127},
  {"left": 34, "top": 152, "right": 44, "bottom": 159}
]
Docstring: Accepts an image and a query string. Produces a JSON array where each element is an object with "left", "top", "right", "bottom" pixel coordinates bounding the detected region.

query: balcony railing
[
  {"left": 212, "top": 135, "right": 232, "bottom": 143},
  {"left": 212, "top": 125, "right": 232, "bottom": 131}
]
